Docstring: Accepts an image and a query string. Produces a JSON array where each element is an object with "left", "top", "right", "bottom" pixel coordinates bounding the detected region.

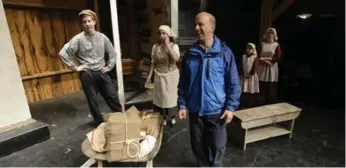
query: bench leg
[
  {"left": 227, "top": 122, "right": 247, "bottom": 151},
  {"left": 278, "top": 120, "right": 296, "bottom": 139},
  {"left": 289, "top": 119, "right": 296, "bottom": 139},
  {"left": 243, "top": 143, "right": 247, "bottom": 151},
  {"left": 242, "top": 129, "right": 248, "bottom": 151}
]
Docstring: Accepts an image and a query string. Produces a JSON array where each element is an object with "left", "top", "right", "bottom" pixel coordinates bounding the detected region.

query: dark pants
[
  {"left": 79, "top": 70, "right": 121, "bottom": 124},
  {"left": 189, "top": 113, "right": 227, "bottom": 167}
]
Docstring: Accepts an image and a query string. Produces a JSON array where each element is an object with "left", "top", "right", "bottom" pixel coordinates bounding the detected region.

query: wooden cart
[{"left": 81, "top": 115, "right": 164, "bottom": 168}]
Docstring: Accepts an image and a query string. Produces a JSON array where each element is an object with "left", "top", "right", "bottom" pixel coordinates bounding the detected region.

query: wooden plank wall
[
  {"left": 136, "top": 0, "right": 170, "bottom": 59},
  {"left": 3, "top": 0, "right": 87, "bottom": 10},
  {"left": 3, "top": 0, "right": 168, "bottom": 103},
  {"left": 4, "top": 7, "right": 83, "bottom": 103},
  {"left": 117, "top": 1, "right": 131, "bottom": 60}
]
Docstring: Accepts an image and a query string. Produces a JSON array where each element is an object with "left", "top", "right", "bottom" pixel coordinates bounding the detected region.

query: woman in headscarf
[
  {"left": 240, "top": 43, "right": 260, "bottom": 108},
  {"left": 146, "top": 25, "right": 180, "bottom": 127},
  {"left": 257, "top": 27, "right": 282, "bottom": 105}
]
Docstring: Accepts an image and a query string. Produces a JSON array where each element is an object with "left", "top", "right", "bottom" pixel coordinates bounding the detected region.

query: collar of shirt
[{"left": 199, "top": 44, "right": 212, "bottom": 54}]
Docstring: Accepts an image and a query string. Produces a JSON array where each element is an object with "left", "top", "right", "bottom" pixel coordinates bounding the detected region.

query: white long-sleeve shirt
[{"left": 59, "top": 31, "right": 117, "bottom": 71}]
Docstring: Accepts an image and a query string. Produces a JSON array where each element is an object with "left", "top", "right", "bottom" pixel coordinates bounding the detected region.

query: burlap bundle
[
  {"left": 103, "top": 106, "right": 142, "bottom": 162},
  {"left": 140, "top": 110, "right": 161, "bottom": 138},
  {"left": 81, "top": 106, "right": 163, "bottom": 162}
]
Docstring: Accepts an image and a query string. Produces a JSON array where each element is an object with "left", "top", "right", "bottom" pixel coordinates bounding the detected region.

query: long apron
[
  {"left": 240, "top": 54, "right": 260, "bottom": 93},
  {"left": 257, "top": 42, "right": 279, "bottom": 82},
  {"left": 151, "top": 43, "right": 180, "bottom": 108},
  {"left": 153, "top": 69, "right": 179, "bottom": 108},
  {"left": 257, "top": 42, "right": 280, "bottom": 104}
]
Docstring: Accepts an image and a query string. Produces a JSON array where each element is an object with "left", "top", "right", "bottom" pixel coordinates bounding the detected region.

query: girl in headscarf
[
  {"left": 146, "top": 25, "right": 180, "bottom": 127},
  {"left": 257, "top": 27, "right": 282, "bottom": 105},
  {"left": 240, "top": 43, "right": 260, "bottom": 108}
]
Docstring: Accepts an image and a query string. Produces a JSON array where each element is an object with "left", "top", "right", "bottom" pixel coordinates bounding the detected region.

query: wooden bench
[{"left": 227, "top": 102, "right": 302, "bottom": 151}]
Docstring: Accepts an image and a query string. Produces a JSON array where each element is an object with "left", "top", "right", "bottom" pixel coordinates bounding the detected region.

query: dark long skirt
[
  {"left": 240, "top": 92, "right": 259, "bottom": 108},
  {"left": 259, "top": 81, "right": 278, "bottom": 105}
]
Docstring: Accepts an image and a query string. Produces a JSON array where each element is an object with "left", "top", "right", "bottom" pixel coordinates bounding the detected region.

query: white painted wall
[{"left": 0, "top": 0, "right": 32, "bottom": 128}]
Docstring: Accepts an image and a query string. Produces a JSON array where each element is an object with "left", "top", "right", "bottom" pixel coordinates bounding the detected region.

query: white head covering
[
  {"left": 263, "top": 27, "right": 278, "bottom": 41},
  {"left": 158, "top": 25, "right": 177, "bottom": 38},
  {"left": 246, "top": 43, "right": 257, "bottom": 55}
]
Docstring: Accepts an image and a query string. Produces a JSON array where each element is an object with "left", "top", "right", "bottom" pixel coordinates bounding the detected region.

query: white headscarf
[
  {"left": 158, "top": 25, "right": 177, "bottom": 38},
  {"left": 263, "top": 27, "right": 278, "bottom": 41},
  {"left": 247, "top": 43, "right": 257, "bottom": 55}
]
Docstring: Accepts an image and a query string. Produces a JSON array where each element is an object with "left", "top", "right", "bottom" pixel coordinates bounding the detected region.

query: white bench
[{"left": 228, "top": 102, "right": 302, "bottom": 151}]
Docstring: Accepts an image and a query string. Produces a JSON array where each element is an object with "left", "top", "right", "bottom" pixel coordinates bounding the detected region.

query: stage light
[{"left": 297, "top": 14, "right": 312, "bottom": 20}]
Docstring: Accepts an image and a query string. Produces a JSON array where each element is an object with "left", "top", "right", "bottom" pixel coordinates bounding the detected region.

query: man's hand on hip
[
  {"left": 72, "top": 65, "right": 87, "bottom": 72},
  {"left": 220, "top": 110, "right": 234, "bottom": 123},
  {"left": 101, "top": 66, "right": 111, "bottom": 73}
]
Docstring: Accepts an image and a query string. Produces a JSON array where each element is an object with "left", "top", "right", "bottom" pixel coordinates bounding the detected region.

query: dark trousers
[
  {"left": 79, "top": 70, "right": 121, "bottom": 124},
  {"left": 189, "top": 113, "right": 227, "bottom": 167}
]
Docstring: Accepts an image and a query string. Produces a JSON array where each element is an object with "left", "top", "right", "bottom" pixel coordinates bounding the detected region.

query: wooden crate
[
  {"left": 227, "top": 102, "right": 302, "bottom": 151},
  {"left": 122, "top": 59, "right": 136, "bottom": 75}
]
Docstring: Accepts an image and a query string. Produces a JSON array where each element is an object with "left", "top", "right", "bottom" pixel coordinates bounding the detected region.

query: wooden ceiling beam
[
  {"left": 3, "top": 0, "right": 88, "bottom": 10},
  {"left": 259, "top": 0, "right": 275, "bottom": 41},
  {"left": 272, "top": 0, "right": 295, "bottom": 22}
]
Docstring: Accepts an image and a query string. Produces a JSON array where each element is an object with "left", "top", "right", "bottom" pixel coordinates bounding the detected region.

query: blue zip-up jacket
[{"left": 177, "top": 36, "right": 241, "bottom": 116}]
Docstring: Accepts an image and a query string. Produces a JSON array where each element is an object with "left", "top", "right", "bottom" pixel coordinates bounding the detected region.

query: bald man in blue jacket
[{"left": 178, "top": 12, "right": 241, "bottom": 167}]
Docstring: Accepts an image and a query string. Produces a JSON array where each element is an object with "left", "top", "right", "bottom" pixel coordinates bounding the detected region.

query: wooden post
[
  {"left": 259, "top": 0, "right": 296, "bottom": 41},
  {"left": 93, "top": 0, "right": 101, "bottom": 31},
  {"left": 272, "top": 0, "right": 295, "bottom": 22},
  {"left": 126, "top": 0, "right": 139, "bottom": 60},
  {"left": 109, "top": 0, "right": 125, "bottom": 112},
  {"left": 170, "top": 0, "right": 179, "bottom": 37},
  {"left": 200, "top": 0, "right": 208, "bottom": 12},
  {"left": 259, "top": 0, "right": 274, "bottom": 41}
]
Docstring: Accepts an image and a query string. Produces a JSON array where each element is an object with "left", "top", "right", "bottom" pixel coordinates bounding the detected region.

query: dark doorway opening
[{"left": 274, "top": 7, "right": 345, "bottom": 110}]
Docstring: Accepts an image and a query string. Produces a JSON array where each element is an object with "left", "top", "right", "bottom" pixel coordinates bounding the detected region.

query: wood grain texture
[
  {"left": 5, "top": 4, "right": 140, "bottom": 103},
  {"left": 3, "top": 0, "right": 88, "bottom": 10},
  {"left": 259, "top": 0, "right": 274, "bottom": 41},
  {"left": 4, "top": 8, "right": 82, "bottom": 103},
  {"left": 137, "top": 0, "right": 171, "bottom": 56}
]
